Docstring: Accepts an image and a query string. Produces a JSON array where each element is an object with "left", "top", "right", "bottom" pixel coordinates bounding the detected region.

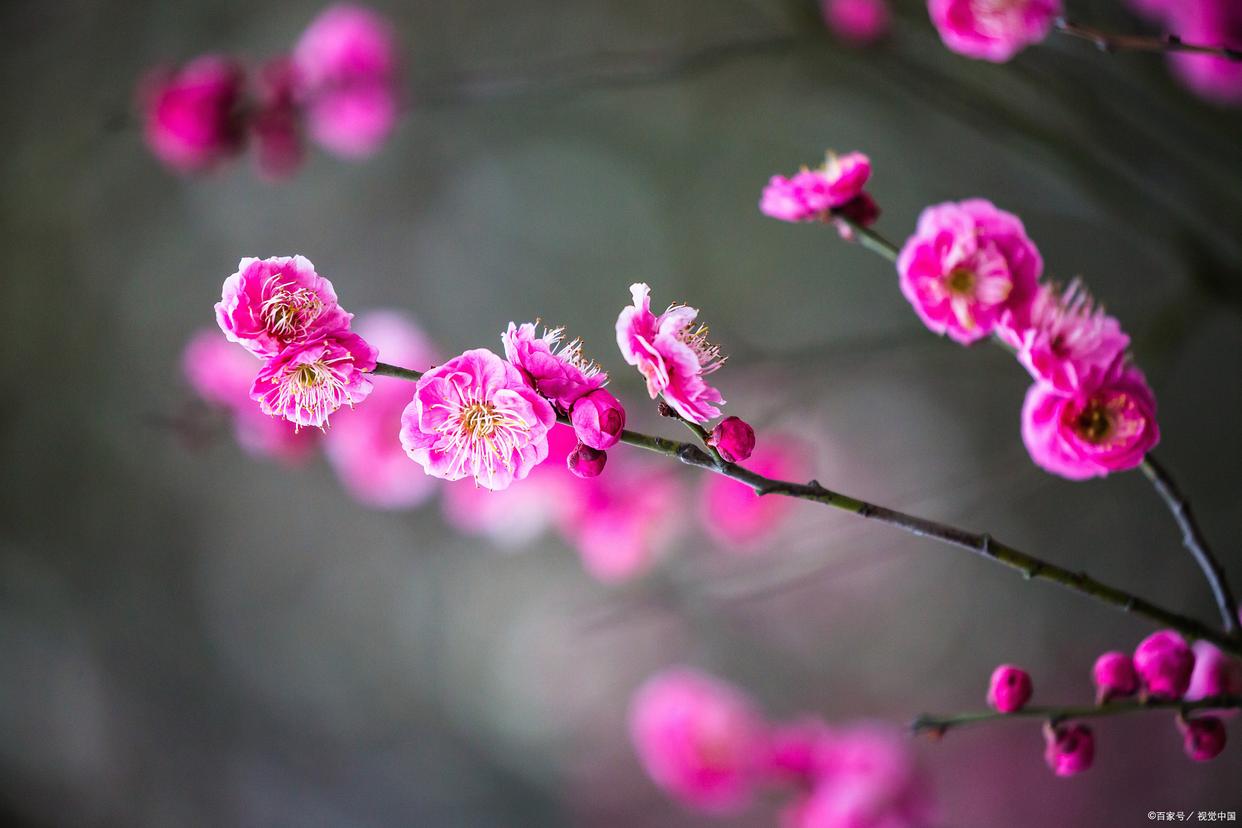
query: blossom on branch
[{"left": 927, "top": 0, "right": 1062, "bottom": 63}]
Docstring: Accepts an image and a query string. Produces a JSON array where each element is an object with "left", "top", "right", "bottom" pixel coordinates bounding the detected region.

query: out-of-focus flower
[
  {"left": 821, "top": 0, "right": 891, "bottom": 46},
  {"left": 251, "top": 331, "right": 377, "bottom": 429},
  {"left": 292, "top": 3, "right": 399, "bottom": 158},
  {"left": 927, "top": 0, "right": 1062, "bottom": 63},
  {"left": 503, "top": 322, "right": 606, "bottom": 411},
  {"left": 629, "top": 668, "right": 770, "bottom": 813},
  {"left": 1184, "top": 641, "right": 1242, "bottom": 715},
  {"left": 617, "top": 283, "right": 726, "bottom": 423},
  {"left": 570, "top": 389, "right": 626, "bottom": 450},
  {"left": 1020, "top": 359, "right": 1159, "bottom": 480},
  {"left": 1127, "top": 0, "right": 1176, "bottom": 24},
  {"left": 567, "top": 443, "right": 608, "bottom": 478},
  {"left": 1179, "top": 716, "right": 1228, "bottom": 761},
  {"left": 1133, "top": 630, "right": 1195, "bottom": 700},
  {"left": 897, "top": 199, "right": 1041, "bottom": 345},
  {"left": 182, "top": 329, "right": 316, "bottom": 462},
  {"left": 999, "top": 280, "right": 1130, "bottom": 395},
  {"left": 760, "top": 152, "right": 872, "bottom": 223},
  {"left": 1042, "top": 722, "right": 1094, "bottom": 777},
  {"left": 707, "top": 416, "right": 756, "bottom": 464},
  {"left": 251, "top": 57, "right": 305, "bottom": 181},
  {"left": 1092, "top": 651, "right": 1139, "bottom": 703},
  {"left": 140, "top": 55, "right": 246, "bottom": 173},
  {"left": 324, "top": 311, "right": 437, "bottom": 509},
  {"left": 986, "top": 665, "right": 1033, "bottom": 713},
  {"left": 216, "top": 255, "right": 350, "bottom": 359},
  {"left": 700, "top": 438, "right": 807, "bottom": 549},
  {"left": 1167, "top": 1, "right": 1242, "bottom": 106},
  {"left": 399, "top": 348, "right": 555, "bottom": 490}
]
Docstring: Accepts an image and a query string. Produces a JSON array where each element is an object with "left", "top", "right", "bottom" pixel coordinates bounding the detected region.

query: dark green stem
[
  {"left": 913, "top": 694, "right": 1242, "bottom": 735},
  {"left": 1055, "top": 19, "right": 1242, "bottom": 62}
]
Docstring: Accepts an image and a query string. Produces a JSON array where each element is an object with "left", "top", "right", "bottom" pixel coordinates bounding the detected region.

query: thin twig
[
  {"left": 912, "top": 694, "right": 1242, "bottom": 736},
  {"left": 1055, "top": 18, "right": 1242, "bottom": 62},
  {"left": 372, "top": 361, "right": 1242, "bottom": 657}
]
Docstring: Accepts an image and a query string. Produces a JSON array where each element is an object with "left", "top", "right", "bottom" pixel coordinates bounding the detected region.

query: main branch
[{"left": 912, "top": 694, "right": 1242, "bottom": 736}]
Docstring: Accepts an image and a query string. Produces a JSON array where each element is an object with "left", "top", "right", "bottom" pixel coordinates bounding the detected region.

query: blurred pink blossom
[
  {"left": 216, "top": 255, "right": 350, "bottom": 359},
  {"left": 251, "top": 331, "right": 377, "bottom": 429},
  {"left": 1133, "top": 630, "right": 1195, "bottom": 700},
  {"left": 700, "top": 437, "right": 807, "bottom": 549},
  {"left": 251, "top": 57, "right": 306, "bottom": 182},
  {"left": 140, "top": 55, "right": 246, "bottom": 173},
  {"left": 1179, "top": 716, "right": 1228, "bottom": 761},
  {"left": 927, "top": 0, "right": 1062, "bottom": 63},
  {"left": 821, "top": 0, "right": 891, "bottom": 46},
  {"left": 502, "top": 322, "right": 607, "bottom": 411},
  {"left": 760, "top": 152, "right": 872, "bottom": 223},
  {"left": 897, "top": 199, "right": 1042, "bottom": 345},
  {"left": 1043, "top": 722, "right": 1094, "bottom": 776},
  {"left": 1184, "top": 640, "right": 1242, "bottom": 716},
  {"left": 293, "top": 3, "right": 399, "bottom": 158},
  {"left": 616, "top": 283, "right": 726, "bottom": 423},
  {"left": 1167, "top": 1, "right": 1242, "bottom": 106},
  {"left": 324, "top": 311, "right": 438, "bottom": 509}
]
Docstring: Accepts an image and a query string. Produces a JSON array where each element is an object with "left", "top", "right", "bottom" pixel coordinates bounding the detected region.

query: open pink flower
[
  {"left": 928, "top": 0, "right": 1062, "bottom": 63},
  {"left": 1021, "top": 358, "right": 1159, "bottom": 479},
  {"left": 502, "top": 322, "right": 606, "bottom": 410},
  {"left": 701, "top": 437, "right": 807, "bottom": 549},
  {"left": 251, "top": 57, "right": 305, "bottom": 182},
  {"left": 216, "top": 256, "right": 350, "bottom": 358},
  {"left": 324, "top": 311, "right": 437, "bottom": 509},
  {"left": 629, "top": 668, "right": 770, "bottom": 813},
  {"left": 1167, "top": 1, "right": 1242, "bottom": 106},
  {"left": 897, "top": 199, "right": 1042, "bottom": 344},
  {"left": 251, "top": 331, "right": 377, "bottom": 429},
  {"left": 821, "top": 0, "right": 891, "bottom": 45},
  {"left": 399, "top": 348, "right": 555, "bottom": 491},
  {"left": 616, "top": 283, "right": 726, "bottom": 423},
  {"left": 999, "top": 280, "right": 1130, "bottom": 395},
  {"left": 293, "top": 3, "right": 399, "bottom": 158},
  {"left": 139, "top": 55, "right": 246, "bottom": 173},
  {"left": 760, "top": 152, "right": 872, "bottom": 223}
]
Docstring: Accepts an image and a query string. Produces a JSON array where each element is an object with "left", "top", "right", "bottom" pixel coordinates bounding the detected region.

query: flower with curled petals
[
  {"left": 502, "top": 321, "right": 606, "bottom": 410},
  {"left": 216, "top": 255, "right": 350, "bottom": 358}
]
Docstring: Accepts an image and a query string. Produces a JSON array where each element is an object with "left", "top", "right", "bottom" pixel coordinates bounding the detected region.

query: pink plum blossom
[
  {"left": 616, "top": 283, "right": 726, "bottom": 423},
  {"left": 1184, "top": 641, "right": 1242, "bottom": 715},
  {"left": 139, "top": 55, "right": 246, "bottom": 173},
  {"left": 629, "top": 668, "right": 770, "bottom": 813},
  {"left": 251, "top": 57, "right": 305, "bottom": 182},
  {"left": 399, "top": 348, "right": 555, "bottom": 491},
  {"left": 502, "top": 322, "right": 606, "bottom": 411},
  {"left": 216, "top": 255, "right": 351, "bottom": 359},
  {"left": 293, "top": 3, "right": 399, "bottom": 158},
  {"left": 701, "top": 438, "right": 807, "bottom": 549},
  {"left": 181, "top": 329, "right": 315, "bottom": 463},
  {"left": 323, "top": 311, "right": 438, "bottom": 509},
  {"left": 821, "top": 0, "right": 891, "bottom": 46},
  {"left": 1043, "top": 722, "right": 1094, "bottom": 776},
  {"left": 998, "top": 280, "right": 1130, "bottom": 395},
  {"left": 569, "top": 389, "right": 626, "bottom": 450},
  {"left": 251, "top": 331, "right": 377, "bottom": 429},
  {"left": 1167, "top": 1, "right": 1242, "bottom": 106},
  {"left": 927, "top": 0, "right": 1063, "bottom": 63},
  {"left": 1133, "top": 630, "right": 1195, "bottom": 700},
  {"left": 760, "top": 152, "right": 873, "bottom": 223},
  {"left": 1092, "top": 651, "right": 1139, "bottom": 703},
  {"left": 897, "top": 199, "right": 1042, "bottom": 344},
  {"left": 987, "top": 664, "right": 1033, "bottom": 712},
  {"left": 1021, "top": 358, "right": 1159, "bottom": 480}
]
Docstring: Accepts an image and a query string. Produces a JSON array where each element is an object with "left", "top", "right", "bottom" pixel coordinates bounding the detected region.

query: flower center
[
  {"left": 261, "top": 279, "right": 323, "bottom": 339},
  {"left": 1074, "top": 399, "right": 1113, "bottom": 443},
  {"left": 460, "top": 401, "right": 500, "bottom": 439},
  {"left": 947, "top": 267, "right": 976, "bottom": 296},
  {"left": 435, "top": 393, "right": 533, "bottom": 485},
  {"left": 272, "top": 358, "right": 348, "bottom": 429},
  {"left": 677, "top": 323, "right": 726, "bottom": 374}
]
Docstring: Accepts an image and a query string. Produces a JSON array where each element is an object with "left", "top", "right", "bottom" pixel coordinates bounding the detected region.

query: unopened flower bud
[
  {"left": 1179, "top": 716, "right": 1227, "bottom": 762},
  {"left": 1185, "top": 641, "right": 1242, "bottom": 711},
  {"left": 567, "top": 443, "right": 607, "bottom": 478},
  {"left": 707, "top": 416, "right": 756, "bottom": 464},
  {"left": 1134, "top": 630, "right": 1195, "bottom": 700},
  {"left": 986, "top": 665, "right": 1032, "bottom": 713},
  {"left": 1043, "top": 722, "right": 1094, "bottom": 777},
  {"left": 1092, "top": 651, "right": 1139, "bottom": 703},
  {"left": 571, "top": 389, "right": 626, "bottom": 450}
]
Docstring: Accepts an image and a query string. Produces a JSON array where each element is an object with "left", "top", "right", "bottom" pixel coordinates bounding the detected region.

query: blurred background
[{"left": 3, "top": 0, "right": 1242, "bottom": 825}]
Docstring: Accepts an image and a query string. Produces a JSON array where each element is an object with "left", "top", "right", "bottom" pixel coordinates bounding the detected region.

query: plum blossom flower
[
  {"left": 324, "top": 311, "right": 438, "bottom": 509},
  {"left": 250, "top": 57, "right": 305, "bottom": 182},
  {"left": 1092, "top": 651, "right": 1139, "bottom": 703},
  {"left": 139, "top": 55, "right": 246, "bottom": 173},
  {"left": 1133, "top": 630, "right": 1195, "bottom": 700},
  {"left": 216, "top": 256, "right": 350, "bottom": 358},
  {"left": 1021, "top": 358, "right": 1159, "bottom": 480},
  {"left": 821, "top": 0, "right": 891, "bottom": 46},
  {"left": 502, "top": 322, "right": 606, "bottom": 411},
  {"left": 760, "top": 152, "right": 873, "bottom": 223},
  {"left": 616, "top": 283, "right": 726, "bottom": 423},
  {"left": 927, "top": 0, "right": 1063, "bottom": 63},
  {"left": 567, "top": 443, "right": 607, "bottom": 478},
  {"left": 251, "top": 331, "right": 377, "bottom": 429},
  {"left": 1167, "top": 1, "right": 1242, "bottom": 106},
  {"left": 399, "top": 349, "right": 555, "bottom": 491},
  {"left": 293, "top": 3, "right": 399, "bottom": 158},
  {"left": 999, "top": 280, "right": 1130, "bottom": 395},
  {"left": 182, "top": 329, "right": 315, "bottom": 463},
  {"left": 629, "top": 668, "right": 770, "bottom": 813},
  {"left": 897, "top": 199, "right": 1042, "bottom": 344},
  {"left": 707, "top": 416, "right": 756, "bottom": 464},
  {"left": 701, "top": 438, "right": 808, "bottom": 549},
  {"left": 1184, "top": 641, "right": 1242, "bottom": 715}
]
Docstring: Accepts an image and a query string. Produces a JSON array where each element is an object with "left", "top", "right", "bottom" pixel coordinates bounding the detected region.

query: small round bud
[
  {"left": 707, "top": 416, "right": 756, "bottom": 464},
  {"left": 1092, "top": 651, "right": 1139, "bottom": 703},
  {"left": 1043, "top": 722, "right": 1094, "bottom": 777},
  {"left": 567, "top": 443, "right": 607, "bottom": 479},
  {"left": 1134, "top": 630, "right": 1195, "bottom": 700},
  {"left": 570, "top": 389, "right": 626, "bottom": 450},
  {"left": 1179, "top": 716, "right": 1227, "bottom": 762},
  {"left": 986, "top": 665, "right": 1033, "bottom": 713}
]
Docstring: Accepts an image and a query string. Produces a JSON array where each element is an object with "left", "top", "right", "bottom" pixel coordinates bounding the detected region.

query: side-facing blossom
[
  {"left": 1184, "top": 640, "right": 1242, "bottom": 715},
  {"left": 502, "top": 322, "right": 606, "bottom": 411},
  {"left": 897, "top": 199, "right": 1042, "bottom": 344},
  {"left": 399, "top": 349, "right": 555, "bottom": 491},
  {"left": 629, "top": 668, "right": 770, "bottom": 813},
  {"left": 821, "top": 0, "right": 891, "bottom": 46},
  {"left": 251, "top": 57, "right": 305, "bottom": 182},
  {"left": 1167, "top": 1, "right": 1242, "bottom": 106},
  {"left": 760, "top": 152, "right": 872, "bottom": 223},
  {"left": 616, "top": 283, "right": 725, "bottom": 423},
  {"left": 139, "top": 55, "right": 246, "bottom": 173},
  {"left": 324, "top": 311, "right": 437, "bottom": 509},
  {"left": 927, "top": 0, "right": 1062, "bottom": 63},
  {"left": 701, "top": 438, "right": 807, "bottom": 549},
  {"left": 999, "top": 280, "right": 1130, "bottom": 395},
  {"left": 251, "top": 331, "right": 377, "bottom": 429},
  {"left": 292, "top": 3, "right": 399, "bottom": 158},
  {"left": 1021, "top": 357, "right": 1159, "bottom": 480},
  {"left": 216, "top": 255, "right": 350, "bottom": 358}
]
